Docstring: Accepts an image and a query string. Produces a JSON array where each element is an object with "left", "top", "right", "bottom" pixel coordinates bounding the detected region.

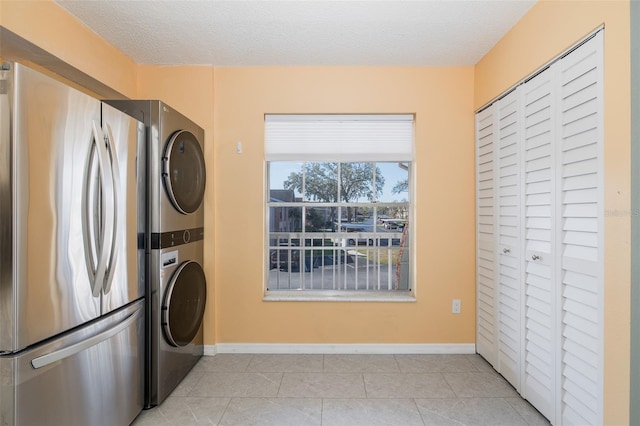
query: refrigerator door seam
[
  {"left": 102, "top": 122, "right": 120, "bottom": 296},
  {"left": 0, "top": 71, "right": 12, "bottom": 352}
]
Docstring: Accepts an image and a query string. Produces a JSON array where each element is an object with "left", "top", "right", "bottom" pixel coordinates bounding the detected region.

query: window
[{"left": 265, "top": 115, "right": 414, "bottom": 300}]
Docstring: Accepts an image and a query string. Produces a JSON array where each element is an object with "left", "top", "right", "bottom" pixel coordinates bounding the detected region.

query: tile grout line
[
  {"left": 440, "top": 372, "right": 459, "bottom": 399},
  {"left": 275, "top": 371, "right": 285, "bottom": 398},
  {"left": 244, "top": 353, "right": 254, "bottom": 372},
  {"left": 392, "top": 354, "right": 402, "bottom": 373},
  {"left": 503, "top": 397, "right": 529, "bottom": 425},
  {"left": 504, "top": 396, "right": 549, "bottom": 426},
  {"left": 411, "top": 398, "right": 429, "bottom": 426},
  {"left": 184, "top": 368, "right": 206, "bottom": 398},
  {"left": 362, "top": 372, "right": 368, "bottom": 398},
  {"left": 216, "top": 396, "right": 234, "bottom": 425}
]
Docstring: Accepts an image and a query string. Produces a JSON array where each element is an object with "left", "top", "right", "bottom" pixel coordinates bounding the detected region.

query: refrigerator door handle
[
  {"left": 102, "top": 122, "right": 120, "bottom": 296},
  {"left": 30, "top": 308, "right": 142, "bottom": 369},
  {"left": 82, "top": 122, "right": 105, "bottom": 297},
  {"left": 91, "top": 120, "right": 115, "bottom": 296}
]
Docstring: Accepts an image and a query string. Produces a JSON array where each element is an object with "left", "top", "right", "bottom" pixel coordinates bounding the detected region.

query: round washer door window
[
  {"left": 162, "top": 260, "right": 207, "bottom": 347},
  {"left": 163, "top": 130, "right": 206, "bottom": 214}
]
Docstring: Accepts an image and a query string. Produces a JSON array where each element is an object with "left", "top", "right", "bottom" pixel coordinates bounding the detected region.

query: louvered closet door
[
  {"left": 496, "top": 89, "right": 522, "bottom": 390},
  {"left": 476, "top": 105, "right": 498, "bottom": 368},
  {"left": 521, "top": 66, "right": 557, "bottom": 423},
  {"left": 557, "top": 32, "right": 603, "bottom": 426}
]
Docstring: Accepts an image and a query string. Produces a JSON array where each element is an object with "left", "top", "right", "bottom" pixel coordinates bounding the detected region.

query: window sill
[{"left": 263, "top": 290, "right": 416, "bottom": 303}]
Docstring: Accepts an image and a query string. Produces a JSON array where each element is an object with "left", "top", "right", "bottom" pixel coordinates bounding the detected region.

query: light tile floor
[{"left": 132, "top": 354, "right": 550, "bottom": 426}]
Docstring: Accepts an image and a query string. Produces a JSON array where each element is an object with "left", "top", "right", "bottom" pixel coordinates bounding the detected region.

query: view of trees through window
[{"left": 267, "top": 161, "right": 411, "bottom": 293}]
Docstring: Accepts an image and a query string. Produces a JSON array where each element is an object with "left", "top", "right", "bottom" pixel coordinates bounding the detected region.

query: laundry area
[{"left": 0, "top": 1, "right": 637, "bottom": 425}]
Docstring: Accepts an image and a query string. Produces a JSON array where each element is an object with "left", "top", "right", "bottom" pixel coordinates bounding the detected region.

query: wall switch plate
[{"left": 452, "top": 299, "right": 461, "bottom": 314}]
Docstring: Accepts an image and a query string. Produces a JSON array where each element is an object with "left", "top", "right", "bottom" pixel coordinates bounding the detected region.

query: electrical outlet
[{"left": 452, "top": 299, "right": 461, "bottom": 314}]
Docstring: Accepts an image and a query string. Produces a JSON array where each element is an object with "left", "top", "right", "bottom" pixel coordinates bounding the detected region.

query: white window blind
[{"left": 265, "top": 114, "right": 414, "bottom": 161}]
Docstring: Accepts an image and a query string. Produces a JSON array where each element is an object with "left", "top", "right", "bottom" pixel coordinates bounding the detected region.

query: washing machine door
[
  {"left": 162, "top": 130, "right": 206, "bottom": 214},
  {"left": 162, "top": 260, "right": 207, "bottom": 347}
]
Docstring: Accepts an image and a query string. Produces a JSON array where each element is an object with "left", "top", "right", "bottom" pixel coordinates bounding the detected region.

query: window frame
[{"left": 263, "top": 115, "right": 415, "bottom": 302}]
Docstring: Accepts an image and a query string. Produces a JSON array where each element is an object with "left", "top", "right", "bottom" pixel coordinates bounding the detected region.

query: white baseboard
[
  {"left": 203, "top": 343, "right": 475, "bottom": 355},
  {"left": 203, "top": 345, "right": 218, "bottom": 356}
]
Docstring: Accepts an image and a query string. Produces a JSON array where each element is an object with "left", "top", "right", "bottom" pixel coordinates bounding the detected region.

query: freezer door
[
  {"left": 1, "top": 63, "right": 102, "bottom": 352},
  {"left": 0, "top": 300, "right": 144, "bottom": 426},
  {"left": 100, "top": 103, "right": 145, "bottom": 314}
]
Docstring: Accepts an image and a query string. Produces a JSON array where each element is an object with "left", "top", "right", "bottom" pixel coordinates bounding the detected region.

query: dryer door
[
  {"left": 162, "top": 260, "right": 207, "bottom": 347},
  {"left": 162, "top": 130, "right": 206, "bottom": 214}
]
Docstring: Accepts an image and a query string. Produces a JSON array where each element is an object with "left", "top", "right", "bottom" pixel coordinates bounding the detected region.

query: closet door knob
[
  {"left": 532, "top": 254, "right": 540, "bottom": 261},
  {"left": 503, "top": 248, "right": 510, "bottom": 254}
]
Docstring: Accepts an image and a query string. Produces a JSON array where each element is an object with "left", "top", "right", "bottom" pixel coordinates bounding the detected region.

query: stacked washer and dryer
[{"left": 107, "top": 100, "right": 207, "bottom": 407}]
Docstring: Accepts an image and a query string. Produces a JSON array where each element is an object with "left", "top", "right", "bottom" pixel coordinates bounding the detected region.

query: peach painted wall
[
  {"left": 0, "top": 0, "right": 137, "bottom": 98},
  {"left": 474, "top": 1, "right": 631, "bottom": 424},
  {"left": 137, "top": 65, "right": 216, "bottom": 344},
  {"left": 213, "top": 67, "right": 476, "bottom": 344}
]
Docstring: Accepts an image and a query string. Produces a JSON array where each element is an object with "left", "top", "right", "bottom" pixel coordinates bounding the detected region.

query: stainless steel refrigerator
[{"left": 0, "top": 62, "right": 145, "bottom": 425}]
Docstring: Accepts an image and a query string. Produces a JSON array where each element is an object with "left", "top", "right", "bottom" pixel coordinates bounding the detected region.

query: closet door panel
[
  {"left": 522, "top": 67, "right": 556, "bottom": 423},
  {"left": 557, "top": 32, "right": 603, "bottom": 426},
  {"left": 496, "top": 89, "right": 522, "bottom": 390},
  {"left": 475, "top": 29, "right": 604, "bottom": 426},
  {"left": 476, "top": 105, "right": 498, "bottom": 367}
]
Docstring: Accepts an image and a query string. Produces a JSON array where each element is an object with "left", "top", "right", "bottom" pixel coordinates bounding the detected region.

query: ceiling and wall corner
[
  {"left": 630, "top": 0, "right": 640, "bottom": 424},
  {"left": 0, "top": 0, "right": 138, "bottom": 97},
  {"left": 53, "top": 0, "right": 536, "bottom": 67},
  {"left": 0, "top": 27, "right": 126, "bottom": 99}
]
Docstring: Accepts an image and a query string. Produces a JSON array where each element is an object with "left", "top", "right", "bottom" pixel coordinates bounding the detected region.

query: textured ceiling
[{"left": 55, "top": 0, "right": 536, "bottom": 66}]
